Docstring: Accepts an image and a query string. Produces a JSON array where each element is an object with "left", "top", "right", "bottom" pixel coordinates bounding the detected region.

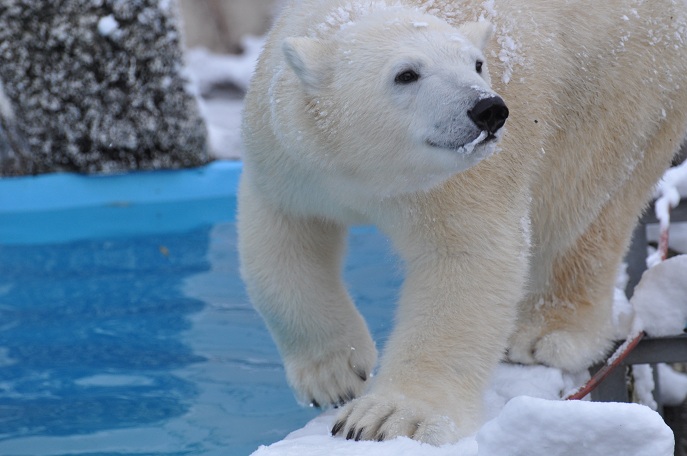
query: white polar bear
[{"left": 239, "top": 0, "right": 687, "bottom": 445}]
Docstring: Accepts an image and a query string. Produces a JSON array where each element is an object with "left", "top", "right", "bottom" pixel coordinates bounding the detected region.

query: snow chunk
[
  {"left": 476, "top": 396, "right": 674, "bottom": 456},
  {"left": 484, "top": 364, "right": 586, "bottom": 419},
  {"left": 632, "top": 364, "right": 657, "bottom": 410},
  {"left": 97, "top": 14, "right": 119, "bottom": 37},
  {"left": 631, "top": 254, "right": 687, "bottom": 337},
  {"left": 656, "top": 158, "right": 687, "bottom": 201},
  {"left": 658, "top": 363, "right": 687, "bottom": 406},
  {"left": 463, "top": 131, "right": 488, "bottom": 153}
]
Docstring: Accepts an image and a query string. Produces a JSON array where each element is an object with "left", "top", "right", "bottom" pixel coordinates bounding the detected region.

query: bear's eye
[
  {"left": 476, "top": 60, "right": 483, "bottom": 74},
  {"left": 395, "top": 69, "right": 420, "bottom": 84}
]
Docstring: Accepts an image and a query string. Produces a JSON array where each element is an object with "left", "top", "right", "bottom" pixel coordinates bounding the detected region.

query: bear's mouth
[{"left": 426, "top": 131, "right": 497, "bottom": 151}]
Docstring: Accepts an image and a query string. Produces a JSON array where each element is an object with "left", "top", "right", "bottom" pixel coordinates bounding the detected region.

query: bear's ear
[
  {"left": 458, "top": 21, "right": 494, "bottom": 50},
  {"left": 282, "top": 37, "right": 331, "bottom": 94}
]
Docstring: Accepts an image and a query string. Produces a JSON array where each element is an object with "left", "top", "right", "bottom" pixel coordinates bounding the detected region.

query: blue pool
[{"left": 0, "top": 162, "right": 401, "bottom": 455}]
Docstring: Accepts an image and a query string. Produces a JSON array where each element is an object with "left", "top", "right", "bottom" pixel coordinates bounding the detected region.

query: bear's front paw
[
  {"left": 330, "top": 393, "right": 461, "bottom": 445},
  {"left": 285, "top": 336, "right": 377, "bottom": 409}
]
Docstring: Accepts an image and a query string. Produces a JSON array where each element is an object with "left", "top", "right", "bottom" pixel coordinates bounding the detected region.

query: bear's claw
[
  {"left": 331, "top": 420, "right": 345, "bottom": 436},
  {"left": 354, "top": 368, "right": 368, "bottom": 382},
  {"left": 286, "top": 333, "right": 376, "bottom": 410},
  {"left": 331, "top": 393, "right": 460, "bottom": 444}
]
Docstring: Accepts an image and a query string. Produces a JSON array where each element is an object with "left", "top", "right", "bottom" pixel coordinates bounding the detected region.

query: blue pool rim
[
  {"left": 0, "top": 160, "right": 243, "bottom": 244},
  {"left": 0, "top": 160, "right": 242, "bottom": 213}
]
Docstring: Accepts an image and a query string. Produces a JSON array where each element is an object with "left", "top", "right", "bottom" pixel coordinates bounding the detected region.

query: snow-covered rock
[{"left": 0, "top": 0, "right": 209, "bottom": 176}]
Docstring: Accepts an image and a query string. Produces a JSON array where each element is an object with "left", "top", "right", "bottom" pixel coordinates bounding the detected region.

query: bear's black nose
[{"left": 468, "top": 96, "right": 509, "bottom": 134}]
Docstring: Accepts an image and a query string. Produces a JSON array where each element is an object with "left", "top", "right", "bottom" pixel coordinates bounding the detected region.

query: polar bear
[{"left": 239, "top": 0, "right": 687, "bottom": 445}]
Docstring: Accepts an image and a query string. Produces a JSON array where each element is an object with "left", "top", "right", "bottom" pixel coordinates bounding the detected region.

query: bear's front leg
[
  {"left": 238, "top": 179, "right": 377, "bottom": 408},
  {"left": 332, "top": 206, "right": 527, "bottom": 444}
]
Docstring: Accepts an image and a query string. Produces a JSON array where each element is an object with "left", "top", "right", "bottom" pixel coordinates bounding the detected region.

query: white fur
[{"left": 239, "top": 0, "right": 687, "bottom": 445}]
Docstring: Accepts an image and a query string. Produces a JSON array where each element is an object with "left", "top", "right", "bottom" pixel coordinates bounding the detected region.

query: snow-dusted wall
[{"left": 0, "top": 0, "right": 209, "bottom": 176}]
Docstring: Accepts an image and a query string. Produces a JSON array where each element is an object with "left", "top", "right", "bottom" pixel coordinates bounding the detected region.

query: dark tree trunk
[{"left": 0, "top": 0, "right": 209, "bottom": 176}]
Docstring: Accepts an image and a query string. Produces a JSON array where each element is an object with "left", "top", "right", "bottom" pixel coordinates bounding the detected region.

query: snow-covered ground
[{"left": 183, "top": 35, "right": 687, "bottom": 456}]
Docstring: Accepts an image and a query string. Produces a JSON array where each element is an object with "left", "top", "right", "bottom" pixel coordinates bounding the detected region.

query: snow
[
  {"left": 97, "top": 14, "right": 119, "bottom": 37},
  {"left": 648, "top": 160, "right": 687, "bottom": 265},
  {"left": 477, "top": 397, "right": 673, "bottom": 456},
  {"left": 632, "top": 364, "right": 658, "bottom": 410},
  {"left": 252, "top": 396, "right": 674, "bottom": 456},
  {"left": 184, "top": 35, "right": 265, "bottom": 95},
  {"left": 196, "top": 94, "right": 245, "bottom": 160},
  {"left": 656, "top": 159, "right": 687, "bottom": 205},
  {"left": 182, "top": 35, "right": 267, "bottom": 160},
  {"left": 658, "top": 363, "right": 687, "bottom": 407},
  {"left": 476, "top": 0, "right": 523, "bottom": 84},
  {"left": 631, "top": 254, "right": 687, "bottom": 337},
  {"left": 463, "top": 130, "right": 489, "bottom": 152}
]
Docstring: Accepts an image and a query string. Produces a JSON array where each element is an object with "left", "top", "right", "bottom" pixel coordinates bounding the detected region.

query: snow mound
[
  {"left": 252, "top": 395, "right": 673, "bottom": 456},
  {"left": 477, "top": 396, "right": 674, "bottom": 456}
]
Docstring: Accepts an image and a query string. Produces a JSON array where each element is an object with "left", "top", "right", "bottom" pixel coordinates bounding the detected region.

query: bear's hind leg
[
  {"left": 509, "top": 194, "right": 648, "bottom": 372},
  {"left": 238, "top": 180, "right": 377, "bottom": 408},
  {"left": 509, "top": 123, "right": 683, "bottom": 372}
]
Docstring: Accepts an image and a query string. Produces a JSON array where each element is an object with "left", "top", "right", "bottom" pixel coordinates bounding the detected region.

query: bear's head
[{"left": 281, "top": 7, "right": 508, "bottom": 197}]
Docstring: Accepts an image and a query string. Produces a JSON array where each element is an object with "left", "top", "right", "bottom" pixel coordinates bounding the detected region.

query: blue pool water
[{"left": 0, "top": 162, "right": 401, "bottom": 455}]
